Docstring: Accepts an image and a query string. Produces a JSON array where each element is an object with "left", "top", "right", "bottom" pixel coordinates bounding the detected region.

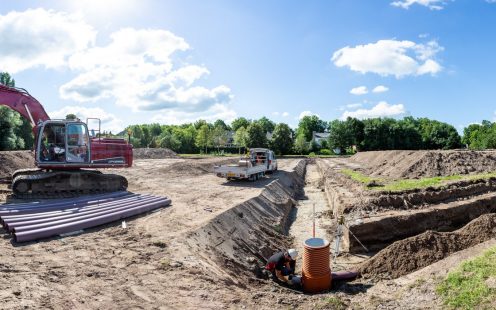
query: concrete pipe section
[
  {"left": 0, "top": 191, "right": 171, "bottom": 242},
  {"left": 301, "top": 237, "right": 332, "bottom": 293}
]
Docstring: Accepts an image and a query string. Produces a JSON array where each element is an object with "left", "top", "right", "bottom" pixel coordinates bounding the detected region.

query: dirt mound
[
  {"left": 359, "top": 213, "right": 496, "bottom": 279},
  {"left": 158, "top": 157, "right": 239, "bottom": 175},
  {"left": 186, "top": 160, "right": 307, "bottom": 284},
  {"left": 351, "top": 150, "right": 496, "bottom": 179},
  {"left": 133, "top": 148, "right": 178, "bottom": 159},
  {"left": 0, "top": 150, "right": 35, "bottom": 178}
]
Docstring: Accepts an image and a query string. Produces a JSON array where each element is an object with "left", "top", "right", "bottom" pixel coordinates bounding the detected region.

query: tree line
[
  {"left": 1, "top": 72, "right": 496, "bottom": 154},
  {"left": 125, "top": 115, "right": 467, "bottom": 155}
]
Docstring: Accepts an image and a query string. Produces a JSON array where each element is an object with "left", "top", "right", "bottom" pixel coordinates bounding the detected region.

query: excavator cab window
[
  {"left": 39, "top": 123, "right": 89, "bottom": 163},
  {"left": 40, "top": 124, "right": 66, "bottom": 162},
  {"left": 66, "top": 123, "right": 89, "bottom": 163}
]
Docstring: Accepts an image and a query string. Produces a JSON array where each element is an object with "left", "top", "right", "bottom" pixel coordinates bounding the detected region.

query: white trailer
[{"left": 214, "top": 148, "right": 278, "bottom": 181}]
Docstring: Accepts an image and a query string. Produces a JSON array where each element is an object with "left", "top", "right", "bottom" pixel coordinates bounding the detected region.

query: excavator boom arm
[{"left": 0, "top": 84, "right": 50, "bottom": 133}]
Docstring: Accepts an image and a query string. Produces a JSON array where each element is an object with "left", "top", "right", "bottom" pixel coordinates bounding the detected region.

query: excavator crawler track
[{"left": 12, "top": 170, "right": 128, "bottom": 199}]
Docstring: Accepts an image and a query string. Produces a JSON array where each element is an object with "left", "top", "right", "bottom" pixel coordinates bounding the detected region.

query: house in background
[{"left": 312, "top": 131, "right": 330, "bottom": 147}]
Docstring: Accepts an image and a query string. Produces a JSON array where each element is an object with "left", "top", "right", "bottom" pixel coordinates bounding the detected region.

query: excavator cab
[{"left": 37, "top": 121, "right": 90, "bottom": 164}]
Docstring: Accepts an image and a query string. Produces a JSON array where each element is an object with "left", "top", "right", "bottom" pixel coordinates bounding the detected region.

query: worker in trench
[{"left": 265, "top": 249, "right": 301, "bottom": 286}]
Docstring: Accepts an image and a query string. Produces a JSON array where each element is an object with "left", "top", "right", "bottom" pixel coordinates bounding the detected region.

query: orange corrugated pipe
[{"left": 302, "top": 238, "right": 332, "bottom": 293}]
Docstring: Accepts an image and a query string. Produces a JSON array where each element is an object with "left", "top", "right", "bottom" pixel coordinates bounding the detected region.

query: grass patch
[
  {"left": 317, "top": 296, "right": 347, "bottom": 310},
  {"left": 436, "top": 246, "right": 496, "bottom": 309},
  {"left": 341, "top": 169, "right": 382, "bottom": 185},
  {"left": 341, "top": 169, "right": 496, "bottom": 192},
  {"left": 381, "top": 175, "right": 462, "bottom": 191}
]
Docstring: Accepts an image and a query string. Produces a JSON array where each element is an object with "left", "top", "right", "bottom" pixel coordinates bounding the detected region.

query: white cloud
[
  {"left": 58, "top": 27, "right": 235, "bottom": 123},
  {"left": 151, "top": 103, "right": 236, "bottom": 125},
  {"left": 298, "top": 111, "right": 320, "bottom": 120},
  {"left": 341, "top": 101, "right": 406, "bottom": 120},
  {"left": 0, "top": 8, "right": 96, "bottom": 73},
  {"left": 391, "top": 0, "right": 448, "bottom": 10},
  {"left": 347, "top": 103, "right": 363, "bottom": 109},
  {"left": 271, "top": 111, "right": 289, "bottom": 117},
  {"left": 49, "top": 106, "right": 123, "bottom": 133},
  {"left": 372, "top": 85, "right": 389, "bottom": 93},
  {"left": 350, "top": 86, "right": 368, "bottom": 95},
  {"left": 332, "top": 39, "right": 444, "bottom": 78}
]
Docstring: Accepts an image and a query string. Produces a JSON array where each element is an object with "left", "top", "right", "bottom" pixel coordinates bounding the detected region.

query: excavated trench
[
  {"left": 317, "top": 157, "right": 496, "bottom": 279},
  {"left": 185, "top": 156, "right": 496, "bottom": 286},
  {"left": 185, "top": 160, "right": 307, "bottom": 285}
]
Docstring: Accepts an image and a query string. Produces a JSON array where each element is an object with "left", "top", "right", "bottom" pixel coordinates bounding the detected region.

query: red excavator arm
[{"left": 0, "top": 84, "right": 50, "bottom": 134}]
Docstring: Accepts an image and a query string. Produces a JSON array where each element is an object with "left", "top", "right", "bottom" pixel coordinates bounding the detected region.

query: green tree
[
  {"left": 194, "top": 119, "right": 209, "bottom": 130},
  {"left": 0, "top": 72, "right": 15, "bottom": 87},
  {"left": 233, "top": 126, "right": 248, "bottom": 154},
  {"left": 328, "top": 119, "right": 350, "bottom": 152},
  {"left": 231, "top": 117, "right": 251, "bottom": 131},
  {"left": 256, "top": 116, "right": 275, "bottom": 134},
  {"left": 66, "top": 113, "right": 77, "bottom": 120},
  {"left": 0, "top": 72, "right": 33, "bottom": 150},
  {"left": 294, "top": 132, "right": 310, "bottom": 155},
  {"left": 158, "top": 129, "right": 181, "bottom": 151},
  {"left": 297, "top": 115, "right": 327, "bottom": 141},
  {"left": 0, "top": 107, "right": 23, "bottom": 150},
  {"left": 245, "top": 122, "right": 267, "bottom": 148},
  {"left": 211, "top": 125, "right": 228, "bottom": 153},
  {"left": 213, "top": 119, "right": 230, "bottom": 131},
  {"left": 270, "top": 123, "right": 293, "bottom": 155},
  {"left": 195, "top": 124, "right": 212, "bottom": 153}
]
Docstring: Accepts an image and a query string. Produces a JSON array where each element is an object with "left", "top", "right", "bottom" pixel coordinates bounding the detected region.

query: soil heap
[
  {"left": 359, "top": 213, "right": 496, "bottom": 279},
  {"left": 351, "top": 150, "right": 496, "bottom": 179},
  {"left": 0, "top": 150, "right": 35, "bottom": 178},
  {"left": 133, "top": 148, "right": 178, "bottom": 159}
]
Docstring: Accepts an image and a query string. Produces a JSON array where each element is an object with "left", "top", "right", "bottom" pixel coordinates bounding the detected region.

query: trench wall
[
  {"left": 186, "top": 160, "right": 307, "bottom": 283},
  {"left": 366, "top": 178, "right": 496, "bottom": 211},
  {"left": 345, "top": 193, "right": 496, "bottom": 253}
]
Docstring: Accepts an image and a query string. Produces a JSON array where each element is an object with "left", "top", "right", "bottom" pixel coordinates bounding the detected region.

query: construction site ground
[{"left": 0, "top": 149, "right": 495, "bottom": 309}]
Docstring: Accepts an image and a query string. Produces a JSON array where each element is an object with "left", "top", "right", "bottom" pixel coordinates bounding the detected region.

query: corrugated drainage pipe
[{"left": 301, "top": 238, "right": 331, "bottom": 293}]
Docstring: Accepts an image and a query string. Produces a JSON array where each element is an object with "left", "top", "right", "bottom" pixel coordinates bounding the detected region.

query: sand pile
[
  {"left": 359, "top": 213, "right": 496, "bottom": 279},
  {"left": 133, "top": 148, "right": 178, "bottom": 159},
  {"left": 351, "top": 150, "right": 496, "bottom": 179},
  {"left": 158, "top": 157, "right": 239, "bottom": 175},
  {"left": 0, "top": 151, "right": 34, "bottom": 178}
]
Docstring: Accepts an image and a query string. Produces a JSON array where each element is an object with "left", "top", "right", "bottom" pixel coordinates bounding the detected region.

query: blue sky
[{"left": 0, "top": 0, "right": 495, "bottom": 132}]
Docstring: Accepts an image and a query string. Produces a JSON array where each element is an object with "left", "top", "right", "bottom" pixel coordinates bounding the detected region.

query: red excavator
[{"left": 0, "top": 84, "right": 133, "bottom": 198}]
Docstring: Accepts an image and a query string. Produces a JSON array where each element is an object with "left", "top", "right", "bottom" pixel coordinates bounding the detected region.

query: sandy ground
[
  {"left": 289, "top": 162, "right": 333, "bottom": 273},
  {"left": 0, "top": 157, "right": 305, "bottom": 309},
  {"left": 1, "top": 152, "right": 495, "bottom": 309}
]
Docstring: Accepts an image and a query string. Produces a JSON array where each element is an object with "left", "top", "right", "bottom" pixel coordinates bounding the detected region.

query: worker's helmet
[{"left": 288, "top": 249, "right": 298, "bottom": 260}]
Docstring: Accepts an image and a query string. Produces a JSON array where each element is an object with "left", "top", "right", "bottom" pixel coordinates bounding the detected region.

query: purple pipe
[
  {"left": 3, "top": 195, "right": 156, "bottom": 229},
  {"left": 13, "top": 198, "right": 172, "bottom": 242},
  {"left": 10, "top": 196, "right": 165, "bottom": 232},
  {"left": 0, "top": 191, "right": 130, "bottom": 209},
  {"left": 0, "top": 193, "right": 135, "bottom": 216},
  {"left": 1, "top": 194, "right": 147, "bottom": 223}
]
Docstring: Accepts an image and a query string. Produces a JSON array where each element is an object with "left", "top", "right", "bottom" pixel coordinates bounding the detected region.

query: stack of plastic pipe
[{"left": 0, "top": 191, "right": 171, "bottom": 242}]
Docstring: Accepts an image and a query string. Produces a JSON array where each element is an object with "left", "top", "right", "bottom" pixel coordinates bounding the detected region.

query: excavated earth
[
  {"left": 350, "top": 149, "right": 496, "bottom": 179},
  {"left": 133, "top": 147, "right": 178, "bottom": 159},
  {"left": 0, "top": 149, "right": 495, "bottom": 309},
  {"left": 316, "top": 150, "right": 496, "bottom": 308},
  {"left": 0, "top": 152, "right": 334, "bottom": 309}
]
